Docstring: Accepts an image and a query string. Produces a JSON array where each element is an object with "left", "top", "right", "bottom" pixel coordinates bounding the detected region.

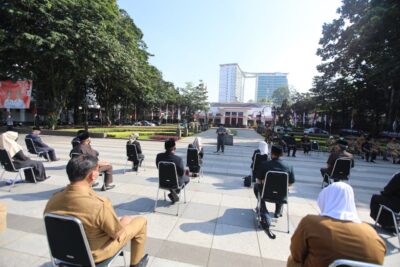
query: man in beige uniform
[{"left": 44, "top": 155, "right": 148, "bottom": 267}]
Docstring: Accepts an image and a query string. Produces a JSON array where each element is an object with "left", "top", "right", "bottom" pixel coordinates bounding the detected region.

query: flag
[
  {"left": 303, "top": 112, "right": 306, "bottom": 126},
  {"left": 165, "top": 104, "right": 168, "bottom": 121},
  {"left": 324, "top": 114, "right": 327, "bottom": 129},
  {"left": 350, "top": 118, "right": 354, "bottom": 129},
  {"left": 393, "top": 120, "right": 398, "bottom": 132},
  {"left": 177, "top": 106, "right": 181, "bottom": 121},
  {"left": 312, "top": 111, "right": 317, "bottom": 126},
  {"left": 294, "top": 112, "right": 297, "bottom": 126},
  {"left": 329, "top": 117, "right": 333, "bottom": 127}
]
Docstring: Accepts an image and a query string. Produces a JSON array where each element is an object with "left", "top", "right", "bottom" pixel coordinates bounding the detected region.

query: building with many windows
[
  {"left": 218, "top": 63, "right": 244, "bottom": 103},
  {"left": 255, "top": 73, "right": 288, "bottom": 102},
  {"left": 218, "top": 63, "right": 288, "bottom": 103}
]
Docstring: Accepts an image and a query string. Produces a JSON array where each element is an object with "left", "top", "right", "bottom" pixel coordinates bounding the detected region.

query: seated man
[
  {"left": 127, "top": 133, "right": 145, "bottom": 171},
  {"left": 71, "top": 129, "right": 86, "bottom": 148},
  {"left": 26, "top": 127, "right": 59, "bottom": 161},
  {"left": 44, "top": 155, "right": 148, "bottom": 267},
  {"left": 320, "top": 139, "right": 354, "bottom": 184},
  {"left": 285, "top": 133, "right": 297, "bottom": 157},
  {"left": 254, "top": 145, "right": 295, "bottom": 229},
  {"left": 362, "top": 137, "right": 377, "bottom": 162},
  {"left": 156, "top": 138, "right": 190, "bottom": 203},
  {"left": 386, "top": 138, "right": 400, "bottom": 164},
  {"left": 301, "top": 134, "right": 311, "bottom": 154},
  {"left": 370, "top": 171, "right": 400, "bottom": 232},
  {"left": 70, "top": 131, "right": 115, "bottom": 191}
]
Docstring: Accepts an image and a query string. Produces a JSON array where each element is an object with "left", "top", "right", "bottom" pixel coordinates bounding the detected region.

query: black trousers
[
  {"left": 217, "top": 137, "right": 225, "bottom": 152},
  {"left": 39, "top": 148, "right": 57, "bottom": 161},
  {"left": 171, "top": 176, "right": 190, "bottom": 195},
  {"left": 364, "top": 151, "right": 377, "bottom": 162},
  {"left": 287, "top": 145, "right": 297, "bottom": 156},
  {"left": 370, "top": 194, "right": 400, "bottom": 228}
]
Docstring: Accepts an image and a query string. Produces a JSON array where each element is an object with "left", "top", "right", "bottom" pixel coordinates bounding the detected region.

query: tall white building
[{"left": 218, "top": 63, "right": 244, "bottom": 102}]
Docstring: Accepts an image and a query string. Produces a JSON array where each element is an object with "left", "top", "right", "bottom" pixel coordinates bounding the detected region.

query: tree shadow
[{"left": 0, "top": 188, "right": 62, "bottom": 201}]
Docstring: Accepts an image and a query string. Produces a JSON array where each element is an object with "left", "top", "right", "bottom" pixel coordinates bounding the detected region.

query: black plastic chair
[
  {"left": 124, "top": 144, "right": 145, "bottom": 174},
  {"left": 322, "top": 157, "right": 352, "bottom": 188},
  {"left": 71, "top": 140, "right": 81, "bottom": 148},
  {"left": 186, "top": 148, "right": 202, "bottom": 182},
  {"left": 154, "top": 161, "right": 187, "bottom": 216},
  {"left": 251, "top": 153, "right": 267, "bottom": 183},
  {"left": 257, "top": 171, "right": 290, "bottom": 233},
  {"left": 25, "top": 138, "right": 49, "bottom": 161},
  {"left": 44, "top": 213, "right": 125, "bottom": 267},
  {"left": 375, "top": 204, "right": 400, "bottom": 247},
  {"left": 311, "top": 140, "right": 320, "bottom": 155},
  {"left": 0, "top": 149, "right": 36, "bottom": 191}
]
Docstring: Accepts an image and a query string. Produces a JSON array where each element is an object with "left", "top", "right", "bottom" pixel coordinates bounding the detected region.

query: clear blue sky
[{"left": 117, "top": 0, "right": 342, "bottom": 102}]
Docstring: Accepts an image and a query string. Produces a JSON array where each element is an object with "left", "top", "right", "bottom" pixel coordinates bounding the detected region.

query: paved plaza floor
[{"left": 0, "top": 128, "right": 399, "bottom": 267}]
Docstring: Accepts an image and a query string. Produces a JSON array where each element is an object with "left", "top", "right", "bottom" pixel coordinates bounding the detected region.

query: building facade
[
  {"left": 255, "top": 73, "right": 288, "bottom": 102},
  {"left": 218, "top": 63, "right": 244, "bottom": 103}
]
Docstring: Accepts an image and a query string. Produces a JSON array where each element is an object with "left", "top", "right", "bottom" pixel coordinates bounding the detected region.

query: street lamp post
[{"left": 271, "top": 106, "right": 276, "bottom": 133}]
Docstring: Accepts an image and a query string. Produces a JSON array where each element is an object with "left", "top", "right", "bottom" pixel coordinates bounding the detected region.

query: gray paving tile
[
  {"left": 7, "top": 213, "right": 45, "bottom": 235},
  {"left": 181, "top": 202, "right": 220, "bottom": 222},
  {"left": 217, "top": 207, "right": 256, "bottom": 229},
  {"left": 0, "top": 247, "right": 43, "bottom": 267},
  {"left": 155, "top": 240, "right": 210, "bottom": 266},
  {"left": 208, "top": 248, "right": 263, "bottom": 267}
]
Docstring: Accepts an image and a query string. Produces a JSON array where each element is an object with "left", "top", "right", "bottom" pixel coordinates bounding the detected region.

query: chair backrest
[
  {"left": 69, "top": 152, "right": 82, "bottom": 158},
  {"left": 252, "top": 153, "right": 267, "bottom": 172},
  {"left": 71, "top": 140, "right": 80, "bottom": 148},
  {"left": 330, "top": 157, "right": 352, "bottom": 181},
  {"left": 44, "top": 213, "right": 95, "bottom": 267},
  {"left": 126, "top": 144, "right": 139, "bottom": 161},
  {"left": 158, "top": 161, "right": 179, "bottom": 189},
  {"left": 311, "top": 140, "right": 319, "bottom": 151},
  {"left": 186, "top": 148, "right": 199, "bottom": 167},
  {"left": 0, "top": 149, "right": 17, "bottom": 172},
  {"left": 25, "top": 138, "right": 38, "bottom": 154},
  {"left": 329, "top": 259, "right": 383, "bottom": 267},
  {"left": 261, "top": 171, "right": 289, "bottom": 202}
]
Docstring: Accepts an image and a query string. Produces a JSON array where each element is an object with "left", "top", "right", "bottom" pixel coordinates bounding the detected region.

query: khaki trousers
[{"left": 94, "top": 216, "right": 147, "bottom": 265}]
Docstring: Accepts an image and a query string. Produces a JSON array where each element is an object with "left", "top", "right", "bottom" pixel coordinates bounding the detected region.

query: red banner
[{"left": 0, "top": 80, "right": 32, "bottom": 109}]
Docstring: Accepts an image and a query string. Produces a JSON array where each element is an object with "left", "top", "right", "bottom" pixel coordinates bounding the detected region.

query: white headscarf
[
  {"left": 258, "top": 141, "right": 269, "bottom": 156},
  {"left": 193, "top": 137, "right": 202, "bottom": 151},
  {"left": 317, "top": 182, "right": 361, "bottom": 223},
  {"left": 0, "top": 131, "right": 23, "bottom": 158}
]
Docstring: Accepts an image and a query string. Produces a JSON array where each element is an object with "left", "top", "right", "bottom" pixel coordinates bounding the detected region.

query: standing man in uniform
[
  {"left": 215, "top": 124, "right": 227, "bottom": 154},
  {"left": 44, "top": 155, "right": 148, "bottom": 267}
]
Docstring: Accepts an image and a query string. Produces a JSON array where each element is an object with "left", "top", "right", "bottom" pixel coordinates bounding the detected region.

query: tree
[{"left": 271, "top": 86, "right": 290, "bottom": 106}]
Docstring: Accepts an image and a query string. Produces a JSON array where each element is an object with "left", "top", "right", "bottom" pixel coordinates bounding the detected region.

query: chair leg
[
  {"left": 183, "top": 186, "right": 187, "bottom": 204},
  {"left": 391, "top": 211, "right": 400, "bottom": 247},
  {"left": 375, "top": 205, "right": 384, "bottom": 227},
  {"left": 154, "top": 187, "right": 160, "bottom": 212},
  {"left": 0, "top": 169, "right": 5, "bottom": 180},
  {"left": 124, "top": 159, "right": 128, "bottom": 174},
  {"left": 287, "top": 203, "right": 290, "bottom": 233}
]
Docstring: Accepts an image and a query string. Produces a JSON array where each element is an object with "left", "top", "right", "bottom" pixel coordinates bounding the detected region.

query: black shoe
[
  {"left": 101, "top": 184, "right": 115, "bottom": 191},
  {"left": 91, "top": 181, "right": 99, "bottom": 187},
  {"left": 214, "top": 151, "right": 219, "bottom": 153},
  {"left": 287, "top": 154, "right": 290, "bottom": 157},
  {"left": 130, "top": 254, "right": 149, "bottom": 267},
  {"left": 370, "top": 160, "right": 375, "bottom": 163},
  {"left": 168, "top": 193, "right": 179, "bottom": 203},
  {"left": 292, "top": 154, "right": 296, "bottom": 157}
]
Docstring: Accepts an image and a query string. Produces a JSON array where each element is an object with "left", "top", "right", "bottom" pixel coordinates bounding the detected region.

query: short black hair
[
  {"left": 271, "top": 145, "right": 283, "bottom": 157},
  {"left": 66, "top": 154, "right": 98, "bottom": 182},
  {"left": 165, "top": 138, "right": 176, "bottom": 152}
]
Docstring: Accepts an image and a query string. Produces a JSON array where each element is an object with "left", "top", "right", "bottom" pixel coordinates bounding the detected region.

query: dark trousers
[
  {"left": 287, "top": 145, "right": 296, "bottom": 156},
  {"left": 99, "top": 164, "right": 113, "bottom": 185},
  {"left": 302, "top": 144, "right": 311, "bottom": 154},
  {"left": 170, "top": 176, "right": 190, "bottom": 195},
  {"left": 130, "top": 154, "right": 144, "bottom": 169},
  {"left": 364, "top": 151, "right": 377, "bottom": 162},
  {"left": 253, "top": 183, "right": 283, "bottom": 215},
  {"left": 40, "top": 148, "right": 57, "bottom": 161},
  {"left": 217, "top": 137, "right": 225, "bottom": 152}
]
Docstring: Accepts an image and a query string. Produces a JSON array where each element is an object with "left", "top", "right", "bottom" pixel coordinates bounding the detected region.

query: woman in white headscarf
[
  {"left": 0, "top": 131, "right": 48, "bottom": 182},
  {"left": 287, "top": 182, "right": 386, "bottom": 267},
  {"left": 251, "top": 141, "right": 269, "bottom": 180},
  {"left": 126, "top": 133, "right": 144, "bottom": 171},
  {"left": 192, "top": 137, "right": 204, "bottom": 159}
]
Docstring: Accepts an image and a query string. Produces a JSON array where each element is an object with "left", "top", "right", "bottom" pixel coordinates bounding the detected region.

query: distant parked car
[
  {"left": 339, "top": 128, "right": 366, "bottom": 137},
  {"left": 304, "top": 127, "right": 329, "bottom": 135},
  {"left": 141, "top": 120, "right": 156, "bottom": 126},
  {"left": 379, "top": 131, "right": 400, "bottom": 139}
]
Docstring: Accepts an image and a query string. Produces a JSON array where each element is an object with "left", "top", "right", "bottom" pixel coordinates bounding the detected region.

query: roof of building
[{"left": 210, "top": 102, "right": 268, "bottom": 108}]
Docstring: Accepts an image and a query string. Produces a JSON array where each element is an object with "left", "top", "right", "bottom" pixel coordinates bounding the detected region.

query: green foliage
[
  {"left": 311, "top": 0, "right": 400, "bottom": 133},
  {"left": 271, "top": 86, "right": 290, "bottom": 106}
]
